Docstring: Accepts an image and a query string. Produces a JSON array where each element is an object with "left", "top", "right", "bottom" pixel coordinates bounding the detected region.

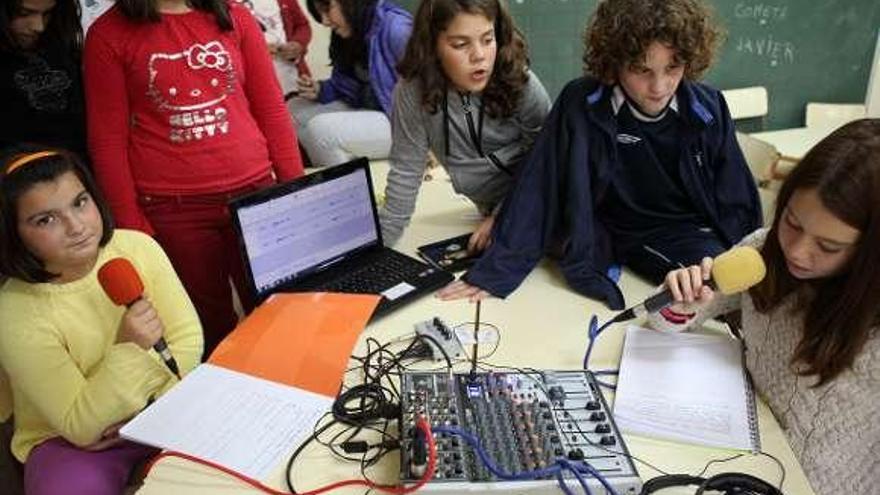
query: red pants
[{"left": 139, "top": 177, "right": 272, "bottom": 357}]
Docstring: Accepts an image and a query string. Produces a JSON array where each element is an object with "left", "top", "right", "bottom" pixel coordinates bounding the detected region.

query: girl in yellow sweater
[{"left": 0, "top": 146, "right": 203, "bottom": 495}]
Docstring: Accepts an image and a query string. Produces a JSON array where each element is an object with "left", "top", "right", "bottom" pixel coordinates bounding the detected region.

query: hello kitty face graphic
[{"left": 147, "top": 41, "right": 235, "bottom": 112}]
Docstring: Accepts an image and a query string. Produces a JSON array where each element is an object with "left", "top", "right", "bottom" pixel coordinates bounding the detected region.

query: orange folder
[{"left": 207, "top": 293, "right": 380, "bottom": 397}]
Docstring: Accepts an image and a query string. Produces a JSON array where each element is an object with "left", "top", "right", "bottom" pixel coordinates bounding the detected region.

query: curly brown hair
[
  {"left": 584, "top": 0, "right": 722, "bottom": 84},
  {"left": 398, "top": 0, "right": 529, "bottom": 119}
]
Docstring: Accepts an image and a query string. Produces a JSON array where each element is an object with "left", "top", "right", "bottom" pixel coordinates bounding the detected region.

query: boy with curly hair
[{"left": 440, "top": 0, "right": 762, "bottom": 307}]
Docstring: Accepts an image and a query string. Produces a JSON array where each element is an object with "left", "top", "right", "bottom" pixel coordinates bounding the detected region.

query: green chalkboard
[{"left": 396, "top": 1, "right": 880, "bottom": 129}]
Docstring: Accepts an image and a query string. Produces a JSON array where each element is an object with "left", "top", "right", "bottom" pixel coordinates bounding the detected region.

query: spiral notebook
[{"left": 614, "top": 325, "right": 760, "bottom": 451}]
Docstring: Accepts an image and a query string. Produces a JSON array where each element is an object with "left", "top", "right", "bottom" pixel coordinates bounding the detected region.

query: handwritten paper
[
  {"left": 121, "top": 364, "right": 331, "bottom": 480},
  {"left": 614, "top": 326, "right": 759, "bottom": 451}
]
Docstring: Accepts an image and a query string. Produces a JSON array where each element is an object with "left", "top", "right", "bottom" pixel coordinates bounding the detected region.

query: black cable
[
  {"left": 693, "top": 450, "right": 786, "bottom": 489},
  {"left": 286, "top": 332, "right": 420, "bottom": 493},
  {"left": 354, "top": 336, "right": 421, "bottom": 399},
  {"left": 696, "top": 453, "right": 745, "bottom": 477},
  {"left": 333, "top": 383, "right": 398, "bottom": 426},
  {"left": 759, "top": 451, "right": 786, "bottom": 489},
  {"left": 469, "top": 300, "right": 481, "bottom": 380},
  {"left": 408, "top": 333, "right": 453, "bottom": 370},
  {"left": 285, "top": 324, "right": 498, "bottom": 494},
  {"left": 285, "top": 418, "right": 337, "bottom": 493}
]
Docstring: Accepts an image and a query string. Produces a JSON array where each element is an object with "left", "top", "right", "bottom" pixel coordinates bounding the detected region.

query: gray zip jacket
[{"left": 379, "top": 71, "right": 551, "bottom": 245}]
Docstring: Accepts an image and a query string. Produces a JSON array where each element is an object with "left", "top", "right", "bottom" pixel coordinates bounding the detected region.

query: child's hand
[
  {"left": 297, "top": 75, "right": 320, "bottom": 100},
  {"left": 276, "top": 41, "right": 304, "bottom": 62},
  {"left": 83, "top": 420, "right": 127, "bottom": 451},
  {"left": 664, "top": 257, "right": 715, "bottom": 314},
  {"left": 436, "top": 280, "right": 491, "bottom": 302},
  {"left": 117, "top": 298, "right": 164, "bottom": 351},
  {"left": 468, "top": 214, "right": 495, "bottom": 253}
]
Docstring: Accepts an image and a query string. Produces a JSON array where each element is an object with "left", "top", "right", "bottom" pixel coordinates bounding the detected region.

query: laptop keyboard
[{"left": 320, "top": 252, "right": 431, "bottom": 295}]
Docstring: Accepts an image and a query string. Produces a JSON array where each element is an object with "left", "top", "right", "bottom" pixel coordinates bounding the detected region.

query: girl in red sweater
[{"left": 84, "top": 0, "right": 304, "bottom": 355}]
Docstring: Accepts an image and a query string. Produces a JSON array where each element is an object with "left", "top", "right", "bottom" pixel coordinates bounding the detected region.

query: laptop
[{"left": 229, "top": 158, "right": 454, "bottom": 316}]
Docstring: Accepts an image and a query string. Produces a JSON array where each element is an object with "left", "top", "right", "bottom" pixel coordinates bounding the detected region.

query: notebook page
[
  {"left": 613, "top": 325, "right": 757, "bottom": 451},
  {"left": 121, "top": 363, "right": 332, "bottom": 480}
]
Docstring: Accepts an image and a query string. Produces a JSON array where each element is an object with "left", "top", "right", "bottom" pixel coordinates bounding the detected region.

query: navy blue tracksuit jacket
[{"left": 463, "top": 77, "right": 762, "bottom": 310}]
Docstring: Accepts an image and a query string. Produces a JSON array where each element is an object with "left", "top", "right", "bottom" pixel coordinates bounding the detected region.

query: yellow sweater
[{"left": 0, "top": 229, "right": 203, "bottom": 461}]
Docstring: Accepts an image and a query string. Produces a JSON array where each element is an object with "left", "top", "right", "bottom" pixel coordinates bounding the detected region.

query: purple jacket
[{"left": 317, "top": 0, "right": 412, "bottom": 115}]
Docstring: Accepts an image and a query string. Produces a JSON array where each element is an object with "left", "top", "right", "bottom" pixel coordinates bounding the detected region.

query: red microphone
[{"left": 98, "top": 258, "right": 181, "bottom": 378}]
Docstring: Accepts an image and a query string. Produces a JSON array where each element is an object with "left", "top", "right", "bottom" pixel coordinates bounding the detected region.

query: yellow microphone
[
  {"left": 609, "top": 246, "right": 767, "bottom": 323},
  {"left": 710, "top": 246, "right": 767, "bottom": 295}
]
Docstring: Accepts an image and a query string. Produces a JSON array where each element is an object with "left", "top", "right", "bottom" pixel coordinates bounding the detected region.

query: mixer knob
[{"left": 600, "top": 435, "right": 617, "bottom": 446}]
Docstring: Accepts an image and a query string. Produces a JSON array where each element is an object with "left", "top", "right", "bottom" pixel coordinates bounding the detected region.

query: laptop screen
[{"left": 233, "top": 161, "right": 380, "bottom": 297}]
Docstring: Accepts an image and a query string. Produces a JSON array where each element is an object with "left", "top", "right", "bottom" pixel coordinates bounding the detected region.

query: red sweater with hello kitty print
[{"left": 84, "top": 3, "right": 303, "bottom": 233}]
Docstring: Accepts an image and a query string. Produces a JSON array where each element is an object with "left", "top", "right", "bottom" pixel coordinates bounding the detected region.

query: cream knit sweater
[{"left": 648, "top": 229, "right": 880, "bottom": 494}]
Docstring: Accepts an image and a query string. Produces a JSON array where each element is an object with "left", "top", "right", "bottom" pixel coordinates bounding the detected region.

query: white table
[
  {"left": 136, "top": 163, "right": 816, "bottom": 495},
  {"left": 751, "top": 126, "right": 834, "bottom": 161}
]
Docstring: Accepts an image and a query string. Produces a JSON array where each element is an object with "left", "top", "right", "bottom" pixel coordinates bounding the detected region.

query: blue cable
[
  {"left": 555, "top": 470, "right": 577, "bottom": 495},
  {"left": 558, "top": 459, "right": 593, "bottom": 495},
  {"left": 432, "top": 426, "right": 562, "bottom": 480},
  {"left": 574, "top": 461, "right": 620, "bottom": 495},
  {"left": 582, "top": 315, "right": 613, "bottom": 369},
  {"left": 434, "top": 425, "right": 623, "bottom": 495}
]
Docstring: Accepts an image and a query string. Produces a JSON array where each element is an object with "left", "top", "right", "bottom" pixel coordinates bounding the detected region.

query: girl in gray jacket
[{"left": 378, "top": 0, "right": 550, "bottom": 248}]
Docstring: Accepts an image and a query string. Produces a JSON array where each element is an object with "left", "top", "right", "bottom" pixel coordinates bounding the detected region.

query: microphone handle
[
  {"left": 642, "top": 278, "right": 719, "bottom": 313},
  {"left": 642, "top": 289, "right": 675, "bottom": 313},
  {"left": 153, "top": 338, "right": 181, "bottom": 379},
  {"left": 608, "top": 279, "right": 718, "bottom": 324},
  {"left": 126, "top": 298, "right": 181, "bottom": 379}
]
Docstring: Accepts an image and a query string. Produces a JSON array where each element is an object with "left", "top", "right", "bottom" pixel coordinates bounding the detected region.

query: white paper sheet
[
  {"left": 121, "top": 363, "right": 332, "bottom": 480},
  {"left": 614, "top": 326, "right": 759, "bottom": 451}
]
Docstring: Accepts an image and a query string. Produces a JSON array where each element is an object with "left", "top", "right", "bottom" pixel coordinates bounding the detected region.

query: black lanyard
[
  {"left": 460, "top": 92, "right": 485, "bottom": 156},
  {"left": 443, "top": 91, "right": 484, "bottom": 156},
  {"left": 442, "top": 91, "right": 512, "bottom": 176}
]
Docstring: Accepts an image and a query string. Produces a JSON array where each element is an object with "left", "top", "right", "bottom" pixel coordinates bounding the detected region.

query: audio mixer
[{"left": 400, "top": 370, "right": 642, "bottom": 494}]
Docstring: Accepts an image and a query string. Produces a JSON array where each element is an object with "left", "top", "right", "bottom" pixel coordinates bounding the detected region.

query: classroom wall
[{"left": 703, "top": 1, "right": 879, "bottom": 129}]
